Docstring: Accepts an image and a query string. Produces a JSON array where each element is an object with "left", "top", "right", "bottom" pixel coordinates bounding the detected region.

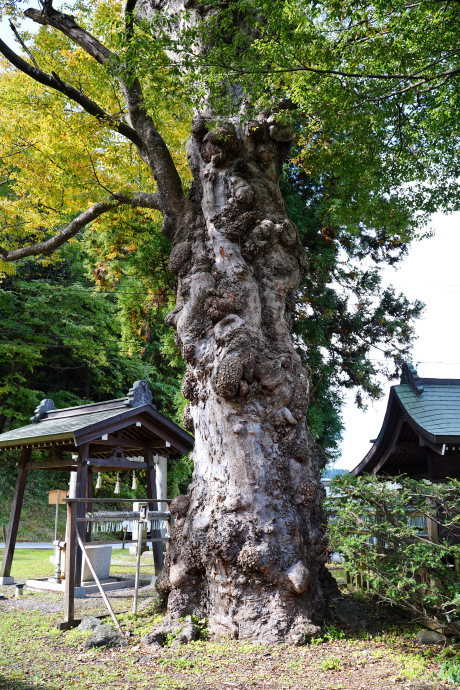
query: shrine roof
[
  {"left": 352, "top": 363, "right": 460, "bottom": 476},
  {"left": 394, "top": 381, "right": 460, "bottom": 438},
  {"left": 0, "top": 380, "right": 193, "bottom": 456}
]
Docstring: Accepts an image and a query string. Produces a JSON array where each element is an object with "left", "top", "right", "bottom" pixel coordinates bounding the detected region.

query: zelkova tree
[
  {"left": 0, "top": 0, "right": 334, "bottom": 643},
  {"left": 0, "top": 0, "right": 426, "bottom": 642}
]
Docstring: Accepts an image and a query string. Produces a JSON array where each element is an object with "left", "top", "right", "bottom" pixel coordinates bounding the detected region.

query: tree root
[{"left": 142, "top": 615, "right": 198, "bottom": 652}]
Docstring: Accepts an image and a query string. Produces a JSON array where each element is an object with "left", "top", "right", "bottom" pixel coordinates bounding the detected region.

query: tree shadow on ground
[{"left": 0, "top": 675, "right": 53, "bottom": 690}]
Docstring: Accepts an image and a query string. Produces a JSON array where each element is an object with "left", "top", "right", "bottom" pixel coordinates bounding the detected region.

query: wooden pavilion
[
  {"left": 352, "top": 363, "right": 460, "bottom": 480},
  {"left": 0, "top": 380, "right": 194, "bottom": 585}
]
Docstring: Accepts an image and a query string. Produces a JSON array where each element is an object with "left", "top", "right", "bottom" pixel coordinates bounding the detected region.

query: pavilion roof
[{"left": 0, "top": 381, "right": 193, "bottom": 457}]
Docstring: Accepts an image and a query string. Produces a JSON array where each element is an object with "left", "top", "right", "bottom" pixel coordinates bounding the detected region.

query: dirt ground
[{"left": 0, "top": 578, "right": 457, "bottom": 690}]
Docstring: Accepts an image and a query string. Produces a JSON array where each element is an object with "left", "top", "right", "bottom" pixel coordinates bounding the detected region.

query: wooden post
[
  {"left": 0, "top": 447, "right": 31, "bottom": 583},
  {"left": 144, "top": 448, "right": 164, "bottom": 572},
  {"left": 64, "top": 499, "right": 77, "bottom": 623},
  {"left": 85, "top": 470, "right": 94, "bottom": 544},
  {"left": 75, "top": 445, "right": 89, "bottom": 586}
]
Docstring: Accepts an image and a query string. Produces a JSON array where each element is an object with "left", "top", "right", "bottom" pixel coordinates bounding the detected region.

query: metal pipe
[
  {"left": 133, "top": 506, "right": 146, "bottom": 616},
  {"left": 54, "top": 541, "right": 62, "bottom": 584},
  {"left": 64, "top": 497, "right": 175, "bottom": 503}
]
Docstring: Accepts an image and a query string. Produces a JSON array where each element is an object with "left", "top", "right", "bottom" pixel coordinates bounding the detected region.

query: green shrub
[{"left": 326, "top": 474, "right": 460, "bottom": 636}]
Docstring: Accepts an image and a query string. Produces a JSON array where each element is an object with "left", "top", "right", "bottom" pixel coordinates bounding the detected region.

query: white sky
[
  {"left": 2, "top": 13, "right": 460, "bottom": 473},
  {"left": 338, "top": 210, "right": 460, "bottom": 472}
]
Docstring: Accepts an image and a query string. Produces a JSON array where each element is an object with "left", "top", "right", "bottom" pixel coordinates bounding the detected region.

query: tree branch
[
  {"left": 115, "top": 192, "right": 163, "bottom": 209},
  {"left": 24, "top": 6, "right": 111, "bottom": 65},
  {"left": 124, "top": 0, "right": 138, "bottom": 42},
  {"left": 9, "top": 19, "right": 39, "bottom": 69},
  {"left": 0, "top": 192, "right": 162, "bottom": 262},
  {"left": 0, "top": 37, "right": 143, "bottom": 148},
  {"left": 23, "top": 4, "right": 188, "bottom": 221},
  {"left": 0, "top": 200, "right": 119, "bottom": 261}
]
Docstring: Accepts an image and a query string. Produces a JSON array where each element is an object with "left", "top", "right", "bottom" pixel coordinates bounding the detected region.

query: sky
[
  {"left": 1, "top": 9, "right": 460, "bottom": 474},
  {"left": 338, "top": 210, "right": 460, "bottom": 472}
]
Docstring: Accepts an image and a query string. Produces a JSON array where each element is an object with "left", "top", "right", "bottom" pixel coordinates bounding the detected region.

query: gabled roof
[
  {"left": 351, "top": 363, "right": 460, "bottom": 476},
  {"left": 394, "top": 382, "right": 460, "bottom": 439},
  {"left": 0, "top": 381, "right": 194, "bottom": 457}
]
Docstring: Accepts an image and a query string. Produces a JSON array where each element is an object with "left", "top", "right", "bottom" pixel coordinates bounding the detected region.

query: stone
[
  {"left": 82, "top": 545, "right": 112, "bottom": 582},
  {"left": 126, "top": 379, "right": 154, "bottom": 408},
  {"left": 416, "top": 629, "right": 446, "bottom": 645},
  {"left": 0, "top": 576, "right": 14, "bottom": 585},
  {"left": 330, "top": 596, "right": 378, "bottom": 636},
  {"left": 31, "top": 398, "right": 56, "bottom": 422},
  {"left": 286, "top": 561, "right": 310, "bottom": 594},
  {"left": 83, "top": 624, "right": 127, "bottom": 650},
  {"left": 142, "top": 630, "right": 166, "bottom": 652},
  {"left": 78, "top": 616, "right": 103, "bottom": 632},
  {"left": 171, "top": 619, "right": 197, "bottom": 648}
]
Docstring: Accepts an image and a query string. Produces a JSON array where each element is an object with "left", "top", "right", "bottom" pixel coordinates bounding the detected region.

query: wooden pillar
[
  {"left": 85, "top": 470, "right": 94, "bottom": 544},
  {"left": 74, "top": 445, "right": 88, "bottom": 586},
  {"left": 144, "top": 448, "right": 164, "bottom": 572},
  {"left": 0, "top": 447, "right": 31, "bottom": 582},
  {"left": 64, "top": 498, "right": 77, "bottom": 623}
]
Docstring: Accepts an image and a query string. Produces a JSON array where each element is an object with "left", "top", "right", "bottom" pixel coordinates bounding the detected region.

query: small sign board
[{"left": 48, "top": 490, "right": 67, "bottom": 505}]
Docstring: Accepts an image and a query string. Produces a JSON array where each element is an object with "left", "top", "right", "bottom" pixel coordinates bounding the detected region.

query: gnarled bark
[{"left": 157, "top": 113, "right": 334, "bottom": 644}]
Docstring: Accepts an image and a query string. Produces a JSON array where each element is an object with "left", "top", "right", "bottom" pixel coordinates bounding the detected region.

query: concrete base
[
  {"left": 25, "top": 576, "right": 150, "bottom": 598},
  {"left": 128, "top": 542, "right": 149, "bottom": 557},
  {"left": 0, "top": 576, "right": 14, "bottom": 585},
  {"left": 25, "top": 578, "right": 86, "bottom": 597}
]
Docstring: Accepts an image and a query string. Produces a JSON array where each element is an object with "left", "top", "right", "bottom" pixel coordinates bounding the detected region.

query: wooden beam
[
  {"left": 372, "top": 416, "right": 404, "bottom": 475},
  {"left": 420, "top": 437, "right": 445, "bottom": 456},
  {"left": 149, "top": 440, "right": 170, "bottom": 449},
  {"left": 87, "top": 458, "right": 147, "bottom": 469},
  {"left": 75, "top": 446, "right": 89, "bottom": 585},
  {"left": 91, "top": 438, "right": 148, "bottom": 450},
  {"left": 75, "top": 418, "right": 142, "bottom": 446},
  {"left": 0, "top": 448, "right": 30, "bottom": 580},
  {"left": 140, "top": 417, "right": 191, "bottom": 455},
  {"left": 48, "top": 400, "right": 127, "bottom": 419},
  {"left": 391, "top": 442, "right": 421, "bottom": 454},
  {"left": 26, "top": 458, "right": 78, "bottom": 470},
  {"left": 86, "top": 469, "right": 94, "bottom": 543}
]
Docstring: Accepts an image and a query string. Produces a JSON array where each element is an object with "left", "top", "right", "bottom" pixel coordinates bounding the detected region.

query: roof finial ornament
[
  {"left": 31, "top": 398, "right": 56, "bottom": 422},
  {"left": 126, "top": 380, "right": 155, "bottom": 408},
  {"left": 401, "top": 362, "right": 424, "bottom": 395}
]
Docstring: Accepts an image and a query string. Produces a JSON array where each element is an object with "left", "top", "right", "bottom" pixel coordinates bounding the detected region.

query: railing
[{"left": 58, "top": 497, "right": 172, "bottom": 631}]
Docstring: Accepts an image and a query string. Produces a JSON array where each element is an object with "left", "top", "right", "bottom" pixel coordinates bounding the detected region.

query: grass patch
[
  {"left": 0, "top": 499, "right": 68, "bottom": 543},
  {"left": 0, "top": 556, "right": 455, "bottom": 689},
  {"left": 0, "top": 548, "right": 55, "bottom": 579},
  {"left": 0, "top": 546, "right": 157, "bottom": 583}
]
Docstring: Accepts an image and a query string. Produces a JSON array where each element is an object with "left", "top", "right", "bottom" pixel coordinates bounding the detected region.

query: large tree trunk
[{"left": 158, "top": 113, "right": 333, "bottom": 644}]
